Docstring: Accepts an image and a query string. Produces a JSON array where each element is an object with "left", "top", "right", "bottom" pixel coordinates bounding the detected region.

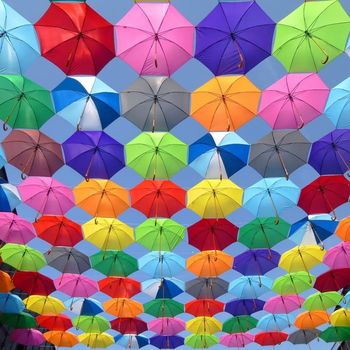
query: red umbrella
[
  {"left": 298, "top": 175, "right": 350, "bottom": 220},
  {"left": 35, "top": 3, "right": 115, "bottom": 75},
  {"left": 98, "top": 277, "right": 141, "bottom": 298},
  {"left": 111, "top": 317, "right": 148, "bottom": 334},
  {"left": 13, "top": 271, "right": 55, "bottom": 296},
  {"left": 254, "top": 331, "right": 288, "bottom": 346},
  {"left": 130, "top": 180, "right": 186, "bottom": 218},
  {"left": 185, "top": 299, "right": 224, "bottom": 317},
  {"left": 314, "top": 268, "right": 350, "bottom": 292},
  {"left": 188, "top": 219, "right": 238, "bottom": 251},
  {"left": 33, "top": 216, "right": 83, "bottom": 247},
  {"left": 36, "top": 314, "right": 72, "bottom": 331}
]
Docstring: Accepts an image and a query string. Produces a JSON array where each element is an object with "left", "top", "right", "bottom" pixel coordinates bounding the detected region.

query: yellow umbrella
[
  {"left": 78, "top": 333, "right": 114, "bottom": 348},
  {"left": 103, "top": 298, "right": 143, "bottom": 317},
  {"left": 187, "top": 179, "right": 243, "bottom": 218},
  {"left": 186, "top": 316, "right": 221, "bottom": 334},
  {"left": 330, "top": 308, "right": 350, "bottom": 327},
  {"left": 23, "top": 295, "right": 65, "bottom": 315},
  {"left": 83, "top": 217, "right": 134, "bottom": 250}
]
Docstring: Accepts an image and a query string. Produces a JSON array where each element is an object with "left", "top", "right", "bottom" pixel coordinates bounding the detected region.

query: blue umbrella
[
  {"left": 189, "top": 132, "right": 249, "bottom": 178},
  {"left": 257, "top": 313, "right": 293, "bottom": 331},
  {"left": 64, "top": 297, "right": 103, "bottom": 316},
  {"left": 0, "top": 183, "right": 21, "bottom": 212},
  {"left": 52, "top": 76, "right": 120, "bottom": 130},
  {"left": 228, "top": 276, "right": 272, "bottom": 299},
  {"left": 115, "top": 334, "right": 148, "bottom": 349},
  {"left": 150, "top": 335, "right": 184, "bottom": 349},
  {"left": 141, "top": 278, "right": 184, "bottom": 299},
  {"left": 343, "top": 291, "right": 350, "bottom": 308},
  {"left": 0, "top": 293, "right": 24, "bottom": 313},
  {"left": 225, "top": 299, "right": 265, "bottom": 316}
]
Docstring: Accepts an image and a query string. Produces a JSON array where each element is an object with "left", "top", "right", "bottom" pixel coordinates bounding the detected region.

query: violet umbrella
[
  {"left": 10, "top": 329, "right": 45, "bottom": 346},
  {"left": 148, "top": 317, "right": 185, "bottom": 336},
  {"left": 62, "top": 131, "right": 124, "bottom": 180},
  {"left": 225, "top": 299, "right": 265, "bottom": 316},
  {"left": 150, "top": 335, "right": 184, "bottom": 349},
  {"left": 54, "top": 273, "right": 98, "bottom": 298},
  {"left": 324, "top": 242, "right": 350, "bottom": 269},
  {"left": 220, "top": 333, "right": 254, "bottom": 348},
  {"left": 0, "top": 212, "right": 35, "bottom": 244}
]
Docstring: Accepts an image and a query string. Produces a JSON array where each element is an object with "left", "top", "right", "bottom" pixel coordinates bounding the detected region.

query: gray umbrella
[
  {"left": 44, "top": 246, "right": 90, "bottom": 274},
  {"left": 288, "top": 329, "right": 321, "bottom": 344},
  {"left": 186, "top": 277, "right": 228, "bottom": 299},
  {"left": 249, "top": 130, "right": 311, "bottom": 179},
  {"left": 120, "top": 76, "right": 190, "bottom": 132}
]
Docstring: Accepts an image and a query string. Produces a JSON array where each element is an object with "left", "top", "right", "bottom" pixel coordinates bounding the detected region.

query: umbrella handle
[
  {"left": 2, "top": 123, "right": 8, "bottom": 131},
  {"left": 309, "top": 36, "right": 329, "bottom": 64},
  {"left": 21, "top": 173, "right": 27, "bottom": 180}
]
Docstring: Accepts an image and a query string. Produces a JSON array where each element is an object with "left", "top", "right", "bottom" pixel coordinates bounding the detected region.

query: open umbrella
[
  {"left": 142, "top": 278, "right": 184, "bottom": 299},
  {"left": 37, "top": 314, "right": 72, "bottom": 331},
  {"left": 186, "top": 317, "right": 221, "bottom": 335},
  {"left": 315, "top": 268, "right": 350, "bottom": 292},
  {"left": 330, "top": 308, "right": 350, "bottom": 327},
  {"left": 228, "top": 276, "right": 272, "bottom": 299},
  {"left": 0, "top": 293, "right": 24, "bottom": 313},
  {"left": 44, "top": 331, "right": 78, "bottom": 348},
  {"left": 186, "top": 277, "right": 228, "bottom": 299},
  {"left": 104, "top": 298, "right": 143, "bottom": 318},
  {"left": 65, "top": 297, "right": 103, "bottom": 315},
  {"left": 0, "top": 312, "right": 36, "bottom": 328},
  {"left": 0, "top": 271, "right": 13, "bottom": 292},
  {"left": 24, "top": 295, "right": 65, "bottom": 315},
  {"left": 10, "top": 329, "right": 44, "bottom": 346},
  {"left": 13, "top": 271, "right": 55, "bottom": 296},
  {"left": 99, "top": 277, "right": 140, "bottom": 298},
  {"left": 0, "top": 212, "right": 35, "bottom": 244},
  {"left": 324, "top": 242, "right": 350, "bottom": 269},
  {"left": 151, "top": 335, "right": 183, "bottom": 349},
  {"left": 149, "top": 317, "right": 185, "bottom": 336},
  {"left": 111, "top": 317, "right": 147, "bottom": 335},
  {"left": 73, "top": 315, "right": 110, "bottom": 333},
  {"left": 186, "top": 300, "right": 224, "bottom": 317},
  {"left": 78, "top": 333, "right": 114, "bottom": 348},
  {"left": 289, "top": 330, "right": 321, "bottom": 345},
  {"left": 185, "top": 334, "right": 218, "bottom": 348},
  {"left": 225, "top": 299, "right": 265, "bottom": 316},
  {"left": 0, "top": 183, "right": 20, "bottom": 212},
  {"left": 220, "top": 333, "right": 254, "bottom": 348},
  {"left": 257, "top": 314, "right": 292, "bottom": 331},
  {"left": 54, "top": 273, "right": 98, "bottom": 297},
  {"left": 336, "top": 217, "right": 350, "bottom": 241},
  {"left": 264, "top": 295, "right": 304, "bottom": 314},
  {"left": 272, "top": 272, "right": 315, "bottom": 295},
  {"left": 255, "top": 331, "right": 288, "bottom": 346},
  {"left": 295, "top": 311, "right": 329, "bottom": 329},
  {"left": 320, "top": 327, "right": 350, "bottom": 342},
  {"left": 223, "top": 316, "right": 257, "bottom": 333},
  {"left": 144, "top": 299, "right": 183, "bottom": 318},
  {"left": 304, "top": 291, "right": 342, "bottom": 311},
  {"left": 115, "top": 335, "right": 148, "bottom": 349}
]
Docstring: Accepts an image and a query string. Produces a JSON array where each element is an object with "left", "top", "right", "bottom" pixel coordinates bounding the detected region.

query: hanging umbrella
[
  {"left": 142, "top": 278, "right": 184, "bottom": 299},
  {"left": 35, "top": 2, "right": 115, "bottom": 75},
  {"left": 10, "top": 329, "right": 44, "bottom": 346},
  {"left": 264, "top": 295, "right": 304, "bottom": 314},
  {"left": 18, "top": 177, "right": 74, "bottom": 215},
  {"left": 63, "top": 131, "right": 124, "bottom": 180},
  {"left": 0, "top": 213, "right": 35, "bottom": 244},
  {"left": 78, "top": 332, "right": 114, "bottom": 348},
  {"left": 37, "top": 314, "right": 72, "bottom": 331},
  {"left": 125, "top": 132, "right": 187, "bottom": 179},
  {"left": 121, "top": 76, "right": 190, "bottom": 132},
  {"left": 144, "top": 299, "right": 183, "bottom": 318},
  {"left": 186, "top": 277, "right": 228, "bottom": 299},
  {"left": 288, "top": 330, "right": 321, "bottom": 345},
  {"left": 295, "top": 311, "right": 329, "bottom": 329},
  {"left": 0, "top": 271, "right": 13, "bottom": 292},
  {"left": 185, "top": 334, "right": 218, "bottom": 348},
  {"left": 272, "top": 272, "right": 315, "bottom": 295},
  {"left": 189, "top": 132, "right": 249, "bottom": 179},
  {"left": 187, "top": 179, "right": 243, "bottom": 218},
  {"left": 99, "top": 277, "right": 140, "bottom": 298},
  {"left": 24, "top": 295, "right": 65, "bottom": 315},
  {"left": 115, "top": 334, "right": 148, "bottom": 349},
  {"left": 13, "top": 271, "right": 55, "bottom": 296},
  {"left": 324, "top": 242, "right": 350, "bottom": 269},
  {"left": 195, "top": 1, "right": 274, "bottom": 75},
  {"left": 0, "top": 75, "right": 54, "bottom": 130},
  {"left": 343, "top": 291, "right": 350, "bottom": 308},
  {"left": 228, "top": 276, "right": 272, "bottom": 299},
  {"left": 257, "top": 314, "right": 292, "bottom": 331},
  {"left": 116, "top": 3, "right": 194, "bottom": 76},
  {"left": 65, "top": 297, "right": 103, "bottom": 315},
  {"left": 73, "top": 315, "right": 110, "bottom": 333},
  {"left": 255, "top": 331, "right": 288, "bottom": 346},
  {"left": 304, "top": 291, "right": 342, "bottom": 311},
  {"left": 191, "top": 76, "right": 261, "bottom": 131},
  {"left": 150, "top": 335, "right": 183, "bottom": 349},
  {"left": 220, "top": 333, "right": 254, "bottom": 348},
  {"left": 186, "top": 299, "right": 224, "bottom": 317},
  {"left": 0, "top": 183, "right": 21, "bottom": 212},
  {"left": 44, "top": 331, "right": 78, "bottom": 347},
  {"left": 111, "top": 317, "right": 147, "bottom": 335},
  {"left": 149, "top": 317, "right": 185, "bottom": 336},
  {"left": 249, "top": 130, "right": 311, "bottom": 179},
  {"left": 54, "top": 273, "right": 98, "bottom": 297},
  {"left": 336, "top": 217, "right": 350, "bottom": 241},
  {"left": 104, "top": 298, "right": 143, "bottom": 318},
  {"left": 320, "top": 327, "right": 350, "bottom": 342},
  {"left": 0, "top": 312, "right": 36, "bottom": 328},
  {"left": 273, "top": 0, "right": 350, "bottom": 72},
  {"left": 222, "top": 316, "right": 257, "bottom": 333},
  {"left": 74, "top": 179, "right": 129, "bottom": 218},
  {"left": 315, "top": 268, "right": 350, "bottom": 292},
  {"left": 52, "top": 76, "right": 119, "bottom": 130},
  {"left": 258, "top": 73, "right": 329, "bottom": 129},
  {"left": 330, "top": 308, "right": 350, "bottom": 327},
  {"left": 186, "top": 317, "right": 221, "bottom": 335},
  {"left": 0, "top": 293, "right": 24, "bottom": 313},
  {"left": 225, "top": 299, "right": 265, "bottom": 316},
  {"left": 130, "top": 180, "right": 186, "bottom": 218}
]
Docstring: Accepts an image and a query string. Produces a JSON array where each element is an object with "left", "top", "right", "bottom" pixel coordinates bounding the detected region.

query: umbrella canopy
[
  {"left": 44, "top": 331, "right": 78, "bottom": 347},
  {"left": 99, "top": 277, "right": 140, "bottom": 298},
  {"left": 303, "top": 291, "right": 342, "bottom": 311},
  {"left": 225, "top": 299, "right": 265, "bottom": 316},
  {"left": 13, "top": 271, "right": 55, "bottom": 296},
  {"left": 142, "top": 278, "right": 184, "bottom": 299},
  {"left": 191, "top": 76, "right": 261, "bottom": 131},
  {"left": 54, "top": 273, "right": 98, "bottom": 297},
  {"left": 272, "top": 272, "right": 315, "bottom": 295},
  {"left": 257, "top": 313, "right": 292, "bottom": 331},
  {"left": 185, "top": 334, "right": 218, "bottom": 348},
  {"left": 0, "top": 183, "right": 20, "bottom": 212},
  {"left": 229, "top": 276, "right": 272, "bottom": 299},
  {"left": 264, "top": 295, "right": 304, "bottom": 314},
  {"left": 73, "top": 315, "right": 110, "bottom": 333},
  {"left": 0, "top": 271, "right": 14, "bottom": 292},
  {"left": 320, "top": 327, "right": 350, "bottom": 342},
  {"left": 255, "top": 331, "right": 288, "bottom": 346},
  {"left": 150, "top": 335, "right": 183, "bottom": 349},
  {"left": 324, "top": 242, "right": 350, "bottom": 269},
  {"left": 65, "top": 297, "right": 103, "bottom": 315},
  {"left": 186, "top": 316, "right": 221, "bottom": 335},
  {"left": 186, "top": 299, "right": 224, "bottom": 317},
  {"left": 24, "top": 295, "right": 65, "bottom": 315},
  {"left": 104, "top": 298, "right": 143, "bottom": 317},
  {"left": 111, "top": 317, "right": 148, "bottom": 335},
  {"left": 10, "top": 328, "right": 44, "bottom": 346},
  {"left": 315, "top": 268, "right": 350, "bottom": 292},
  {"left": 115, "top": 335, "right": 148, "bottom": 349},
  {"left": 186, "top": 277, "right": 228, "bottom": 299},
  {"left": 116, "top": 3, "right": 194, "bottom": 76},
  {"left": 37, "top": 314, "right": 72, "bottom": 331},
  {"left": 220, "top": 333, "right": 254, "bottom": 348},
  {"left": 144, "top": 299, "right": 183, "bottom": 318},
  {"left": 295, "top": 310, "right": 329, "bottom": 329},
  {"left": 336, "top": 217, "right": 350, "bottom": 241},
  {"left": 0, "top": 312, "right": 36, "bottom": 328},
  {"left": 149, "top": 317, "right": 185, "bottom": 336},
  {"left": 0, "top": 292, "right": 24, "bottom": 313},
  {"left": 78, "top": 332, "right": 114, "bottom": 348},
  {"left": 222, "top": 315, "right": 257, "bottom": 333},
  {"left": 0, "top": 212, "right": 35, "bottom": 244},
  {"left": 288, "top": 330, "right": 321, "bottom": 345},
  {"left": 330, "top": 308, "right": 350, "bottom": 327}
]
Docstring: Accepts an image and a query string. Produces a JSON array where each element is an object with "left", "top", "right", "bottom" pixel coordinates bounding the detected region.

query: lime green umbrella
[
  {"left": 135, "top": 218, "right": 185, "bottom": 251},
  {"left": 0, "top": 75, "right": 54, "bottom": 130},
  {"left": 272, "top": 272, "right": 315, "bottom": 295},
  {"left": 185, "top": 334, "right": 218, "bottom": 349},
  {"left": 73, "top": 315, "right": 110, "bottom": 333},
  {"left": 144, "top": 299, "right": 184, "bottom": 317},
  {"left": 0, "top": 243, "right": 46, "bottom": 271},
  {"left": 304, "top": 291, "right": 342, "bottom": 311},
  {"left": 90, "top": 250, "right": 138, "bottom": 276},
  {"left": 273, "top": 0, "right": 350, "bottom": 72},
  {"left": 238, "top": 217, "right": 290, "bottom": 248},
  {"left": 222, "top": 316, "right": 258, "bottom": 334},
  {"left": 320, "top": 327, "right": 350, "bottom": 342},
  {"left": 0, "top": 312, "right": 36, "bottom": 328},
  {"left": 125, "top": 132, "right": 187, "bottom": 179}
]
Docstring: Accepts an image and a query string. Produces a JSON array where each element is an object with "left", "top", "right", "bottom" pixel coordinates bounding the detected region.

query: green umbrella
[
  {"left": 320, "top": 326, "right": 350, "bottom": 342},
  {"left": 222, "top": 316, "right": 258, "bottom": 334},
  {"left": 303, "top": 291, "right": 342, "bottom": 311},
  {"left": 272, "top": 272, "right": 315, "bottom": 295},
  {"left": 73, "top": 315, "right": 110, "bottom": 333},
  {"left": 0, "top": 243, "right": 46, "bottom": 271},
  {"left": 273, "top": 0, "right": 350, "bottom": 72},
  {"left": 238, "top": 217, "right": 290, "bottom": 248},
  {"left": 0, "top": 75, "right": 54, "bottom": 130},
  {"left": 185, "top": 334, "right": 218, "bottom": 349},
  {"left": 125, "top": 132, "right": 188, "bottom": 179},
  {"left": 90, "top": 250, "right": 138, "bottom": 276},
  {"left": 0, "top": 312, "right": 36, "bottom": 328},
  {"left": 144, "top": 299, "right": 184, "bottom": 317},
  {"left": 135, "top": 218, "right": 185, "bottom": 251}
]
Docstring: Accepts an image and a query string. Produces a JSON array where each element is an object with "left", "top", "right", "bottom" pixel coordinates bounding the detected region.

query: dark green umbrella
[
  {"left": 144, "top": 299, "right": 183, "bottom": 317},
  {"left": 320, "top": 327, "right": 350, "bottom": 342},
  {"left": 0, "top": 312, "right": 36, "bottom": 328},
  {"left": 222, "top": 316, "right": 257, "bottom": 334}
]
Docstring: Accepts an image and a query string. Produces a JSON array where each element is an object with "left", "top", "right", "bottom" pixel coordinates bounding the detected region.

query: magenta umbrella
[
  {"left": 259, "top": 73, "right": 329, "bottom": 129},
  {"left": 10, "top": 329, "right": 45, "bottom": 346},
  {"left": 263, "top": 295, "right": 304, "bottom": 314},
  {"left": 324, "top": 242, "right": 350, "bottom": 269},
  {"left": 148, "top": 317, "right": 185, "bottom": 336},
  {"left": 18, "top": 177, "right": 74, "bottom": 215},
  {"left": 54, "top": 273, "right": 98, "bottom": 297},
  {"left": 0, "top": 213, "right": 35, "bottom": 244},
  {"left": 220, "top": 333, "right": 254, "bottom": 347},
  {"left": 116, "top": 3, "right": 194, "bottom": 76}
]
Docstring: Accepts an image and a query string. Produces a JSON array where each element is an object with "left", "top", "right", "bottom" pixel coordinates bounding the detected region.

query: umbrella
[
  {"left": 18, "top": 177, "right": 74, "bottom": 215},
  {"left": 186, "top": 317, "right": 221, "bottom": 335},
  {"left": 330, "top": 308, "right": 350, "bottom": 327},
  {"left": 78, "top": 332, "right": 114, "bottom": 348},
  {"left": 273, "top": 0, "right": 350, "bottom": 72},
  {"left": 343, "top": 291, "right": 350, "bottom": 308},
  {"left": 149, "top": 318, "right": 185, "bottom": 336},
  {"left": 195, "top": 1, "right": 275, "bottom": 75},
  {"left": 74, "top": 179, "right": 129, "bottom": 218},
  {"left": 115, "top": 335, "right": 148, "bottom": 349},
  {"left": 258, "top": 73, "right": 329, "bottom": 129},
  {"left": 222, "top": 316, "right": 257, "bottom": 333},
  {"left": 111, "top": 317, "right": 147, "bottom": 335},
  {"left": 191, "top": 76, "right": 261, "bottom": 131},
  {"left": 336, "top": 217, "right": 350, "bottom": 241},
  {"left": 185, "top": 334, "right": 218, "bottom": 348},
  {"left": 315, "top": 268, "right": 350, "bottom": 292},
  {"left": 54, "top": 273, "right": 98, "bottom": 297},
  {"left": 0, "top": 75, "right": 54, "bottom": 130},
  {"left": 304, "top": 291, "right": 342, "bottom": 311},
  {"left": 220, "top": 333, "right": 254, "bottom": 348},
  {"left": 99, "top": 277, "right": 140, "bottom": 298},
  {"left": 142, "top": 278, "right": 184, "bottom": 299},
  {"left": 186, "top": 299, "right": 224, "bottom": 317},
  {"left": 130, "top": 180, "right": 186, "bottom": 218},
  {"left": 63, "top": 131, "right": 124, "bottom": 180},
  {"left": 10, "top": 329, "right": 44, "bottom": 346},
  {"left": 324, "top": 242, "right": 350, "bottom": 269},
  {"left": 255, "top": 331, "right": 288, "bottom": 346},
  {"left": 150, "top": 335, "right": 183, "bottom": 349},
  {"left": 187, "top": 179, "right": 243, "bottom": 218},
  {"left": 44, "top": 331, "right": 78, "bottom": 347},
  {"left": 229, "top": 276, "right": 272, "bottom": 299},
  {"left": 0, "top": 312, "right": 36, "bottom": 328},
  {"left": 144, "top": 299, "right": 183, "bottom": 318},
  {"left": 73, "top": 315, "right": 110, "bottom": 333},
  {"left": 264, "top": 295, "right": 304, "bottom": 314},
  {"left": 186, "top": 277, "right": 228, "bottom": 299},
  {"left": 24, "top": 295, "right": 65, "bottom": 315},
  {"left": 116, "top": 3, "right": 194, "bottom": 76},
  {"left": 35, "top": 2, "right": 115, "bottom": 75},
  {"left": 272, "top": 272, "right": 315, "bottom": 295},
  {"left": 0, "top": 212, "right": 35, "bottom": 244},
  {"left": 288, "top": 330, "right": 321, "bottom": 345},
  {"left": 121, "top": 76, "right": 190, "bottom": 132},
  {"left": 295, "top": 311, "right": 329, "bottom": 329},
  {"left": 320, "top": 327, "right": 350, "bottom": 342},
  {"left": 225, "top": 299, "right": 265, "bottom": 316},
  {"left": 0, "top": 271, "right": 13, "bottom": 292},
  {"left": 189, "top": 132, "right": 249, "bottom": 179},
  {"left": 0, "top": 183, "right": 21, "bottom": 212},
  {"left": 0, "top": 293, "right": 24, "bottom": 313},
  {"left": 135, "top": 218, "right": 185, "bottom": 251},
  {"left": 104, "top": 298, "right": 143, "bottom": 318},
  {"left": 65, "top": 297, "right": 103, "bottom": 315},
  {"left": 13, "top": 271, "right": 55, "bottom": 296},
  {"left": 249, "top": 130, "right": 311, "bottom": 179},
  {"left": 52, "top": 76, "right": 119, "bottom": 130},
  {"left": 125, "top": 132, "right": 187, "bottom": 179},
  {"left": 2, "top": 129, "right": 64, "bottom": 178},
  {"left": 257, "top": 314, "right": 292, "bottom": 331},
  {"left": 37, "top": 314, "right": 72, "bottom": 331}
]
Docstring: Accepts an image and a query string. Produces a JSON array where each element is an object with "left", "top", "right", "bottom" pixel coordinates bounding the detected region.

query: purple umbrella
[
  {"left": 309, "top": 129, "right": 350, "bottom": 175},
  {"left": 10, "top": 329, "right": 45, "bottom": 346},
  {"left": 150, "top": 335, "right": 184, "bottom": 349},
  {"left": 63, "top": 131, "right": 124, "bottom": 180},
  {"left": 233, "top": 249, "right": 280, "bottom": 275},
  {"left": 225, "top": 299, "right": 265, "bottom": 316},
  {"left": 195, "top": 1, "right": 275, "bottom": 75}
]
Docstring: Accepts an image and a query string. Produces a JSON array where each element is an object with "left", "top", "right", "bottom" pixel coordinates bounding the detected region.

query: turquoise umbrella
[{"left": 228, "top": 276, "right": 272, "bottom": 299}]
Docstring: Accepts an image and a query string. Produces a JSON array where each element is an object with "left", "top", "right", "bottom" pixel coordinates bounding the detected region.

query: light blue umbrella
[
  {"left": 0, "top": 293, "right": 24, "bottom": 313},
  {"left": 243, "top": 177, "right": 300, "bottom": 223},
  {"left": 342, "top": 291, "right": 350, "bottom": 308},
  {"left": 115, "top": 334, "right": 148, "bottom": 349},
  {"left": 0, "top": 1, "right": 40, "bottom": 74},
  {"left": 257, "top": 313, "right": 293, "bottom": 331},
  {"left": 189, "top": 132, "right": 249, "bottom": 178},
  {"left": 64, "top": 297, "right": 103, "bottom": 316},
  {"left": 138, "top": 252, "right": 186, "bottom": 278},
  {"left": 0, "top": 146, "right": 6, "bottom": 168},
  {"left": 52, "top": 76, "right": 120, "bottom": 130},
  {"left": 141, "top": 278, "right": 184, "bottom": 299},
  {"left": 228, "top": 276, "right": 272, "bottom": 299},
  {"left": 0, "top": 183, "right": 21, "bottom": 212}
]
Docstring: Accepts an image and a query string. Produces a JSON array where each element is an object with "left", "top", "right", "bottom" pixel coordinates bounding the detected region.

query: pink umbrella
[
  {"left": 10, "top": 329, "right": 45, "bottom": 346},
  {"left": 324, "top": 242, "right": 350, "bottom": 269},
  {"left": 220, "top": 333, "right": 254, "bottom": 347},
  {"left": 116, "top": 3, "right": 194, "bottom": 76},
  {"left": 148, "top": 317, "right": 185, "bottom": 336},
  {"left": 264, "top": 295, "right": 304, "bottom": 313},
  {"left": 0, "top": 213, "right": 35, "bottom": 244},
  {"left": 18, "top": 177, "right": 74, "bottom": 215},
  {"left": 54, "top": 273, "right": 98, "bottom": 297},
  {"left": 259, "top": 73, "right": 329, "bottom": 129}
]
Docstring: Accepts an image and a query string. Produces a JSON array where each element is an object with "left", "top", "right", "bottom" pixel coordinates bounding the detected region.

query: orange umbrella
[
  {"left": 191, "top": 76, "right": 261, "bottom": 131},
  {"left": 336, "top": 217, "right": 350, "bottom": 241},
  {"left": 0, "top": 270, "right": 14, "bottom": 292},
  {"left": 44, "top": 331, "right": 78, "bottom": 347},
  {"left": 187, "top": 250, "right": 233, "bottom": 277},
  {"left": 73, "top": 179, "right": 129, "bottom": 218},
  {"left": 295, "top": 311, "right": 329, "bottom": 329},
  {"left": 103, "top": 298, "right": 143, "bottom": 317}
]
